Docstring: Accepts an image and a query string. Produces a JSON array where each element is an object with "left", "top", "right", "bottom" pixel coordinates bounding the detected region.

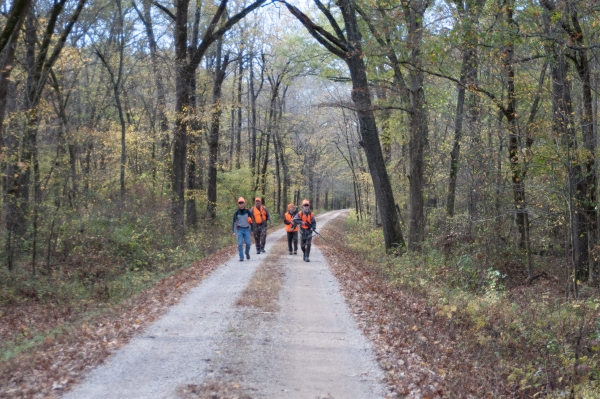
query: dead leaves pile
[
  {"left": 0, "top": 246, "right": 236, "bottom": 399},
  {"left": 178, "top": 380, "right": 252, "bottom": 399},
  {"left": 316, "top": 217, "right": 511, "bottom": 399},
  {"left": 235, "top": 237, "right": 287, "bottom": 312}
]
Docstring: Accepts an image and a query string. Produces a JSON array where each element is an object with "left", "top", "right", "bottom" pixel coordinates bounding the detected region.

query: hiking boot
[
  {"left": 246, "top": 254, "right": 250, "bottom": 260},
  {"left": 303, "top": 253, "right": 307, "bottom": 261},
  {"left": 293, "top": 251, "right": 297, "bottom": 255},
  {"left": 239, "top": 258, "right": 244, "bottom": 262},
  {"left": 289, "top": 252, "right": 293, "bottom": 255},
  {"left": 305, "top": 258, "right": 310, "bottom": 262},
  {"left": 257, "top": 251, "right": 261, "bottom": 254},
  {"left": 261, "top": 250, "right": 266, "bottom": 253}
]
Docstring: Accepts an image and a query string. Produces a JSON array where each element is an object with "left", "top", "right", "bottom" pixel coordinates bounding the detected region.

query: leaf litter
[
  {"left": 316, "top": 216, "right": 509, "bottom": 399},
  {"left": 0, "top": 246, "right": 236, "bottom": 399}
]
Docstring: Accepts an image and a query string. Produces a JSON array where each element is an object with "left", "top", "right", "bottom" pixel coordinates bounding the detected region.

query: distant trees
[
  {"left": 2, "top": 0, "right": 600, "bottom": 291},
  {"left": 282, "top": 0, "right": 406, "bottom": 252}
]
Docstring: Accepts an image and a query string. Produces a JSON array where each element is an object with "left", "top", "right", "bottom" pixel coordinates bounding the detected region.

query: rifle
[{"left": 305, "top": 220, "right": 331, "bottom": 243}]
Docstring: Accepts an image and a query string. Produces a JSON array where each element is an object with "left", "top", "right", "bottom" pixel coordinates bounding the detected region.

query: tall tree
[
  {"left": 205, "top": 40, "right": 230, "bottom": 220},
  {"left": 3, "top": 0, "right": 86, "bottom": 274},
  {"left": 542, "top": 0, "right": 597, "bottom": 281},
  {"left": 171, "top": 0, "right": 266, "bottom": 233},
  {"left": 96, "top": 0, "right": 127, "bottom": 201},
  {"left": 281, "top": 0, "right": 406, "bottom": 252},
  {"left": 133, "top": 0, "right": 170, "bottom": 160},
  {"left": 445, "top": 0, "right": 486, "bottom": 219}
]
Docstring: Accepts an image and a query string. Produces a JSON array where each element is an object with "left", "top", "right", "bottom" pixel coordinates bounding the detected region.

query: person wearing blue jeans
[{"left": 232, "top": 197, "right": 253, "bottom": 261}]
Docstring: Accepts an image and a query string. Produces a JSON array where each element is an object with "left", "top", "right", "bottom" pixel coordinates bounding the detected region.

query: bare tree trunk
[
  {"left": 228, "top": 65, "right": 236, "bottom": 171},
  {"left": 541, "top": 0, "right": 596, "bottom": 282},
  {"left": 0, "top": 0, "right": 29, "bottom": 132},
  {"left": 0, "top": 0, "right": 30, "bottom": 56},
  {"left": 571, "top": 14, "right": 597, "bottom": 282},
  {"left": 205, "top": 42, "right": 230, "bottom": 220},
  {"left": 185, "top": 0, "right": 204, "bottom": 229},
  {"left": 446, "top": 0, "right": 485, "bottom": 220},
  {"left": 134, "top": 0, "right": 170, "bottom": 172},
  {"left": 274, "top": 131, "right": 281, "bottom": 215},
  {"left": 171, "top": 0, "right": 266, "bottom": 232},
  {"left": 236, "top": 50, "right": 244, "bottom": 169},
  {"left": 259, "top": 135, "right": 270, "bottom": 195},
  {"left": 248, "top": 53, "right": 264, "bottom": 176}
]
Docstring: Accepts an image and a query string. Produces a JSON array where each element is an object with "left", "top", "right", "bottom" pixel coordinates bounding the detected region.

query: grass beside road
[{"left": 317, "top": 214, "right": 600, "bottom": 398}]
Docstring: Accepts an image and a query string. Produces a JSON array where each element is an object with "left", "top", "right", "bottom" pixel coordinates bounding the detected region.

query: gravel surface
[{"left": 64, "top": 210, "right": 385, "bottom": 399}]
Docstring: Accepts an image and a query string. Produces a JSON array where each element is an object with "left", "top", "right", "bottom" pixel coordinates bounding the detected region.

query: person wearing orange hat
[
  {"left": 292, "top": 199, "right": 316, "bottom": 262},
  {"left": 284, "top": 203, "right": 299, "bottom": 255},
  {"left": 232, "top": 197, "right": 253, "bottom": 261},
  {"left": 249, "top": 197, "right": 272, "bottom": 254}
]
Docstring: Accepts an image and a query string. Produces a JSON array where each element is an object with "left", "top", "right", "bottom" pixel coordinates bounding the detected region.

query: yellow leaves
[{"left": 440, "top": 304, "right": 457, "bottom": 319}]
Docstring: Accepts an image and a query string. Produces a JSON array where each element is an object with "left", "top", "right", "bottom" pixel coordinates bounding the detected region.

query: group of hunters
[{"left": 232, "top": 197, "right": 316, "bottom": 262}]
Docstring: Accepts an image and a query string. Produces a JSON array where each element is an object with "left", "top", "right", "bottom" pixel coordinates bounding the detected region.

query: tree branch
[
  {"left": 313, "top": 0, "right": 345, "bottom": 43},
  {"left": 0, "top": 0, "right": 31, "bottom": 55},
  {"left": 36, "top": 0, "right": 88, "bottom": 102},
  {"left": 132, "top": 1, "right": 149, "bottom": 27},
  {"left": 152, "top": 0, "right": 175, "bottom": 21},
  {"left": 401, "top": 62, "right": 509, "bottom": 115},
  {"left": 189, "top": 0, "right": 267, "bottom": 69},
  {"left": 278, "top": 0, "right": 347, "bottom": 59}
]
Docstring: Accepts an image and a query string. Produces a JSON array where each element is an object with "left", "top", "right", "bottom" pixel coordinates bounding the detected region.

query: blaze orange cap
[
  {"left": 288, "top": 203, "right": 295, "bottom": 209},
  {"left": 237, "top": 197, "right": 245, "bottom": 204},
  {"left": 302, "top": 199, "right": 310, "bottom": 206}
]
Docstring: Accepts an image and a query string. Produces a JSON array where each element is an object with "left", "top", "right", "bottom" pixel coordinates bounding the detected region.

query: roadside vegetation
[
  {"left": 328, "top": 213, "right": 600, "bottom": 398},
  {"left": 0, "top": 189, "right": 234, "bottom": 364}
]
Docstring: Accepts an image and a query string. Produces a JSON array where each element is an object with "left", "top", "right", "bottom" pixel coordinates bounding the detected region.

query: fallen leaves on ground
[
  {"left": 235, "top": 236, "right": 287, "bottom": 312},
  {"left": 177, "top": 380, "right": 252, "bottom": 399},
  {"left": 0, "top": 246, "right": 236, "bottom": 399},
  {"left": 316, "top": 216, "right": 509, "bottom": 399}
]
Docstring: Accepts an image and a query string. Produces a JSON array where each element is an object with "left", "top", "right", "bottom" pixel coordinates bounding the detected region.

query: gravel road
[{"left": 64, "top": 210, "right": 386, "bottom": 399}]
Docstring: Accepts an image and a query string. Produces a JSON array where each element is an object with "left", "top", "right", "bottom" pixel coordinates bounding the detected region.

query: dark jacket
[{"left": 232, "top": 208, "right": 253, "bottom": 233}]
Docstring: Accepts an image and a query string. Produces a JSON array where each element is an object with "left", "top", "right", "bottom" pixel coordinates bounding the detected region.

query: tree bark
[
  {"left": 134, "top": 0, "right": 170, "bottom": 164},
  {"left": 0, "top": 0, "right": 30, "bottom": 56},
  {"left": 236, "top": 50, "right": 244, "bottom": 169},
  {"left": 205, "top": 45, "right": 230, "bottom": 220},
  {"left": 446, "top": 0, "right": 484, "bottom": 219},
  {"left": 403, "top": 0, "right": 430, "bottom": 250},
  {"left": 542, "top": 0, "right": 595, "bottom": 280}
]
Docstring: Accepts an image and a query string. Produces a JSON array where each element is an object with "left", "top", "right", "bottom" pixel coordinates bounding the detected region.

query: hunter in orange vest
[
  {"left": 292, "top": 199, "right": 316, "bottom": 262},
  {"left": 284, "top": 203, "right": 299, "bottom": 255},
  {"left": 250, "top": 197, "right": 272, "bottom": 254}
]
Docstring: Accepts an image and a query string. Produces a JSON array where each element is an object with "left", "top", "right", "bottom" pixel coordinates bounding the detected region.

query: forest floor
[
  {"left": 1, "top": 211, "right": 596, "bottom": 398},
  {"left": 2, "top": 210, "right": 388, "bottom": 398}
]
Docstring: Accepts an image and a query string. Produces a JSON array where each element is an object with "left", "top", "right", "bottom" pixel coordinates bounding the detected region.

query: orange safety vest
[
  {"left": 285, "top": 212, "right": 298, "bottom": 233},
  {"left": 253, "top": 206, "right": 267, "bottom": 224},
  {"left": 300, "top": 212, "right": 314, "bottom": 230}
]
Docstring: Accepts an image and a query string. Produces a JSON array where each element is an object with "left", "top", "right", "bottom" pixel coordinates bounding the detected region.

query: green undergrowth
[
  {"left": 0, "top": 192, "right": 235, "bottom": 362},
  {"left": 345, "top": 213, "right": 600, "bottom": 398}
]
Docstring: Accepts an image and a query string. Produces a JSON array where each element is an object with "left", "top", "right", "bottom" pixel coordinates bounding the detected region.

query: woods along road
[{"left": 63, "top": 210, "right": 387, "bottom": 399}]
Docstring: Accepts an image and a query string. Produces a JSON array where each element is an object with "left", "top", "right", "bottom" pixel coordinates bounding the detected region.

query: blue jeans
[{"left": 237, "top": 227, "right": 251, "bottom": 259}]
